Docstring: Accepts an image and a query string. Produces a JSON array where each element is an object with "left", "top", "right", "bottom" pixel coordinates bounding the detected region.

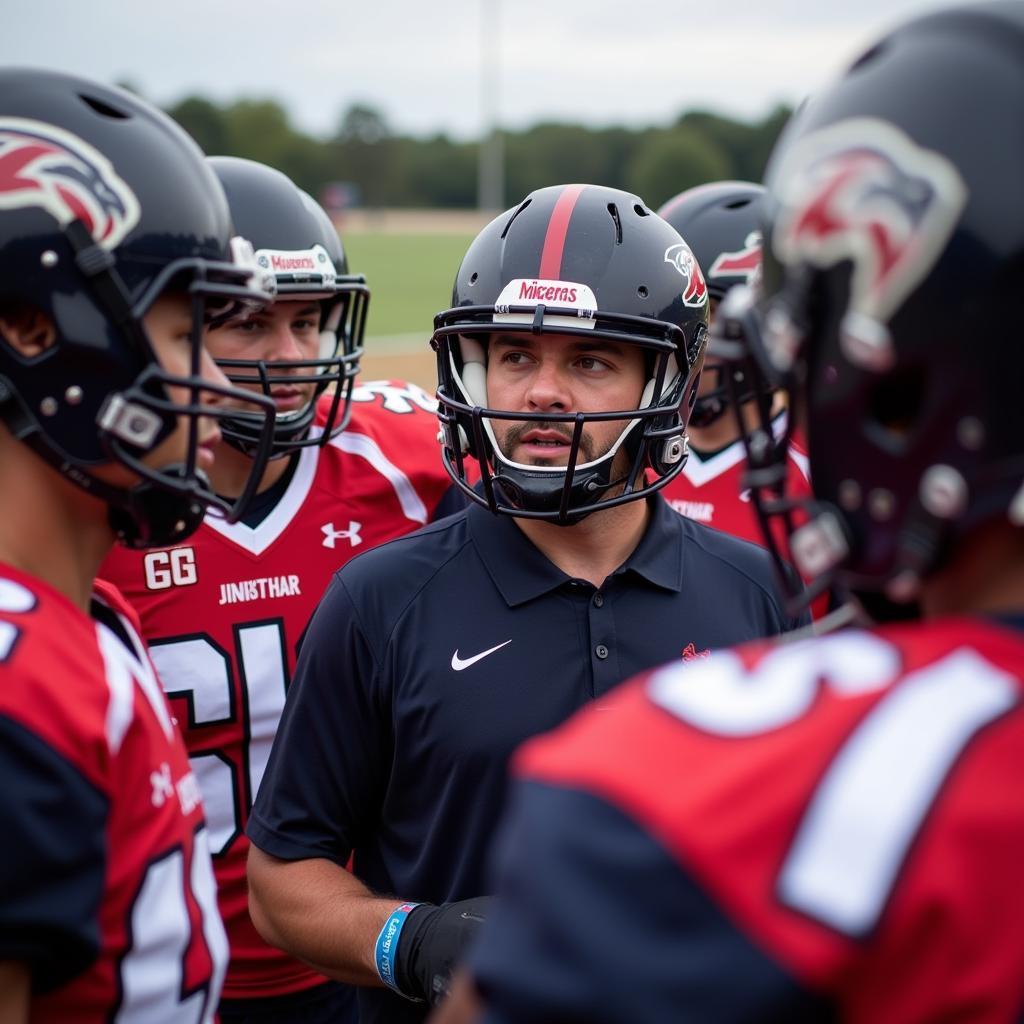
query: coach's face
[{"left": 485, "top": 332, "right": 646, "bottom": 469}]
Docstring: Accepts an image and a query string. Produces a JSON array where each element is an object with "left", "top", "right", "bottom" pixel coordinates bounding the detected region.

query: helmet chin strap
[
  {"left": 689, "top": 394, "right": 731, "bottom": 429},
  {"left": 106, "top": 467, "right": 208, "bottom": 548}
]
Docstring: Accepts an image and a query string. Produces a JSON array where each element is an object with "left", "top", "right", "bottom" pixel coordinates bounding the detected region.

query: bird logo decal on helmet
[
  {"left": 664, "top": 242, "right": 708, "bottom": 307},
  {"left": 0, "top": 117, "right": 140, "bottom": 249},
  {"left": 772, "top": 118, "right": 967, "bottom": 326}
]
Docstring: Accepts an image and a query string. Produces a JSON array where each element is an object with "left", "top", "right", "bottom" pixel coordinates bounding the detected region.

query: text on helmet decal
[
  {"left": 0, "top": 116, "right": 141, "bottom": 249},
  {"left": 255, "top": 244, "right": 337, "bottom": 287},
  {"left": 493, "top": 278, "right": 597, "bottom": 330},
  {"left": 664, "top": 243, "right": 708, "bottom": 307},
  {"left": 771, "top": 117, "right": 967, "bottom": 323}
]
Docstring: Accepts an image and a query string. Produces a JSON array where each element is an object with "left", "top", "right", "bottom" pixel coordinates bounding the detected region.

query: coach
[{"left": 246, "top": 184, "right": 807, "bottom": 1024}]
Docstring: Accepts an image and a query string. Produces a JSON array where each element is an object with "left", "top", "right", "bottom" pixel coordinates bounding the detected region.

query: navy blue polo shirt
[{"left": 248, "top": 496, "right": 806, "bottom": 1023}]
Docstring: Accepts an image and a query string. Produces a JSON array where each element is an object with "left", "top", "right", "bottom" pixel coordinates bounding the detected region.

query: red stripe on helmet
[{"left": 538, "top": 184, "right": 586, "bottom": 280}]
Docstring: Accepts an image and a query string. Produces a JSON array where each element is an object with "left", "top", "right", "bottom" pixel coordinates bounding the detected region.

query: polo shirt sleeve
[
  {"left": 471, "top": 780, "right": 831, "bottom": 1023},
  {"left": 248, "top": 571, "right": 390, "bottom": 866},
  {"left": 781, "top": 563, "right": 813, "bottom": 633}
]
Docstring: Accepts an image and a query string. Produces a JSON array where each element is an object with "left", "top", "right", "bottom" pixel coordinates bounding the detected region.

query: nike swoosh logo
[{"left": 451, "top": 639, "right": 512, "bottom": 671}]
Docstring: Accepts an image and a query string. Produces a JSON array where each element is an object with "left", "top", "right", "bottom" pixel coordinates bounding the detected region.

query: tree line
[{"left": 166, "top": 95, "right": 792, "bottom": 211}]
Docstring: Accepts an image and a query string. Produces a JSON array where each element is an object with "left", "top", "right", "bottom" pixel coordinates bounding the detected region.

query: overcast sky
[{"left": 2, "top": 0, "right": 984, "bottom": 139}]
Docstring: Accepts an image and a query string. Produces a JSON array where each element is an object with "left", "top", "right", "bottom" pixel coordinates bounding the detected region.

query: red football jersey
[
  {"left": 661, "top": 422, "right": 829, "bottom": 618},
  {"left": 100, "top": 382, "right": 455, "bottom": 999},
  {"left": 0, "top": 566, "right": 227, "bottom": 1022},
  {"left": 514, "top": 618, "right": 1024, "bottom": 1021},
  {"left": 661, "top": 422, "right": 812, "bottom": 548}
]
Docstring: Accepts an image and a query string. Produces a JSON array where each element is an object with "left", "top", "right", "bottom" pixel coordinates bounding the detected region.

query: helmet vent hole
[
  {"left": 637, "top": 285, "right": 649, "bottom": 299},
  {"left": 849, "top": 40, "right": 887, "bottom": 73},
  {"left": 724, "top": 198, "right": 752, "bottom": 210},
  {"left": 633, "top": 204, "right": 649, "bottom": 217},
  {"left": 501, "top": 199, "right": 531, "bottom": 239},
  {"left": 607, "top": 203, "right": 623, "bottom": 243},
  {"left": 78, "top": 93, "right": 131, "bottom": 120},
  {"left": 469, "top": 272, "right": 478, "bottom": 285}
]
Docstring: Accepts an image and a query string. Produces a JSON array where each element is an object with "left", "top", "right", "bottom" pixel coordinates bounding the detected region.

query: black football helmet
[
  {"left": 207, "top": 157, "right": 370, "bottom": 457},
  {"left": 712, "top": 0, "right": 1024, "bottom": 608},
  {"left": 432, "top": 184, "right": 709, "bottom": 523},
  {"left": 0, "top": 69, "right": 276, "bottom": 548},
  {"left": 658, "top": 182, "right": 773, "bottom": 429}
]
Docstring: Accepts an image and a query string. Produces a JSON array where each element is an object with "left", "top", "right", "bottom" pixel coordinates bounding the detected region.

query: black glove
[{"left": 394, "top": 897, "right": 491, "bottom": 1005}]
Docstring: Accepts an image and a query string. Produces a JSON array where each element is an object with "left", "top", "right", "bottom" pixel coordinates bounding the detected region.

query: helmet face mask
[
  {"left": 437, "top": 321, "right": 694, "bottom": 523},
  {"left": 205, "top": 161, "right": 369, "bottom": 459},
  {"left": 433, "top": 184, "right": 709, "bottom": 525},
  {"left": 709, "top": 1, "right": 1024, "bottom": 611},
  {"left": 0, "top": 74, "right": 278, "bottom": 548}
]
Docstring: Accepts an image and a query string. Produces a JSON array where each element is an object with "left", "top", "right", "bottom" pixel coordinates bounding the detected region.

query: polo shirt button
[
  {"left": 593, "top": 593, "right": 604, "bottom": 607},
  {"left": 595, "top": 644, "right": 609, "bottom": 659}
]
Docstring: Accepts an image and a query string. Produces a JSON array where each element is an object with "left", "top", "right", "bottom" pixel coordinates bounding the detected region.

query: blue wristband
[{"left": 374, "top": 902, "right": 421, "bottom": 996}]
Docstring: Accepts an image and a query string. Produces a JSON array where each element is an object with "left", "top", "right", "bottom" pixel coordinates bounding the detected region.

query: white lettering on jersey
[
  {"left": 116, "top": 831, "right": 227, "bottom": 1023},
  {"left": 150, "top": 624, "right": 289, "bottom": 855},
  {"left": 0, "top": 577, "right": 35, "bottom": 661},
  {"left": 148, "top": 763, "right": 201, "bottom": 816},
  {"left": 667, "top": 499, "right": 715, "bottom": 522},
  {"left": 650, "top": 634, "right": 1019, "bottom": 935},
  {"left": 144, "top": 548, "right": 198, "bottom": 590},
  {"left": 176, "top": 770, "right": 202, "bottom": 816},
  {"left": 216, "top": 574, "right": 302, "bottom": 606},
  {"left": 351, "top": 379, "right": 437, "bottom": 415}
]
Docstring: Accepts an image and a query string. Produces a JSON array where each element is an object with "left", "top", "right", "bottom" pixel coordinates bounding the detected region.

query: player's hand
[{"left": 395, "top": 897, "right": 491, "bottom": 1005}]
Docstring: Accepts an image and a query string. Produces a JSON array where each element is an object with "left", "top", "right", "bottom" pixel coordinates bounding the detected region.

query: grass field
[{"left": 343, "top": 230, "right": 477, "bottom": 390}]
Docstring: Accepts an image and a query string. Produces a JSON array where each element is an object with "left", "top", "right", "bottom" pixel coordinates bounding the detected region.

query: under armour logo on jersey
[
  {"left": 321, "top": 521, "right": 362, "bottom": 548},
  {"left": 682, "top": 642, "right": 710, "bottom": 661},
  {"left": 150, "top": 762, "right": 174, "bottom": 807}
]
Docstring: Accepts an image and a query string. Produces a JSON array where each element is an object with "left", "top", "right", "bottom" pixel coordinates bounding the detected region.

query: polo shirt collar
[{"left": 466, "top": 496, "right": 684, "bottom": 608}]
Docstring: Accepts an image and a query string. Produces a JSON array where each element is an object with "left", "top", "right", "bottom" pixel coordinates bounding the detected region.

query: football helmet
[
  {"left": 206, "top": 157, "right": 369, "bottom": 457},
  {"left": 713, "top": 0, "right": 1024, "bottom": 606},
  {"left": 0, "top": 69, "right": 276, "bottom": 548},
  {"left": 658, "top": 182, "right": 773, "bottom": 429},
  {"left": 432, "top": 183, "right": 708, "bottom": 523}
]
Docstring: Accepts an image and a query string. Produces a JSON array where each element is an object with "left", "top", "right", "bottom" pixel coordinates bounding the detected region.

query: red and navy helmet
[
  {"left": 713, "top": 0, "right": 1024, "bottom": 607},
  {"left": 432, "top": 183, "right": 709, "bottom": 523},
  {"left": 206, "top": 157, "right": 370, "bottom": 457},
  {"left": 658, "top": 181, "right": 765, "bottom": 303},
  {"left": 658, "top": 181, "right": 771, "bottom": 429},
  {"left": 0, "top": 69, "right": 275, "bottom": 547}
]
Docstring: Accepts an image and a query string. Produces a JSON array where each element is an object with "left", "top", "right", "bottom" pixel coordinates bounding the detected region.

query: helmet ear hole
[
  {"left": 0, "top": 300, "right": 57, "bottom": 358},
  {"left": 863, "top": 366, "right": 927, "bottom": 452}
]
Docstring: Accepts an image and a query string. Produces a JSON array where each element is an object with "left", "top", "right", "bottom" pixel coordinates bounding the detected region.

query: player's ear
[{"left": 0, "top": 300, "right": 57, "bottom": 358}]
